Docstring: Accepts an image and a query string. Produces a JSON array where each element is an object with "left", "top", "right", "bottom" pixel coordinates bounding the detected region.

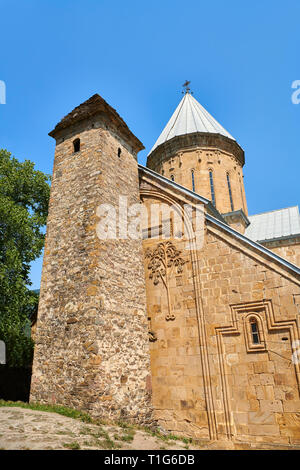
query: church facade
[{"left": 30, "top": 90, "right": 300, "bottom": 447}]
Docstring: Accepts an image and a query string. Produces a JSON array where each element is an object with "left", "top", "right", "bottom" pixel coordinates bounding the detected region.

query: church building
[{"left": 30, "top": 87, "right": 300, "bottom": 448}]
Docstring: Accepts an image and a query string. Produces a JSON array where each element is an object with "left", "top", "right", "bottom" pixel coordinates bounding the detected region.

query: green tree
[{"left": 0, "top": 149, "right": 50, "bottom": 367}]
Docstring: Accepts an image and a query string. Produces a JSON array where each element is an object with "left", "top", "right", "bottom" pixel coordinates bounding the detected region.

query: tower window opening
[
  {"left": 240, "top": 176, "right": 246, "bottom": 213},
  {"left": 191, "top": 170, "right": 195, "bottom": 192},
  {"left": 73, "top": 138, "right": 80, "bottom": 153},
  {"left": 209, "top": 170, "right": 216, "bottom": 206},
  {"left": 170, "top": 174, "right": 175, "bottom": 182},
  {"left": 250, "top": 318, "right": 260, "bottom": 345},
  {"left": 227, "top": 173, "right": 234, "bottom": 211},
  {"left": 118, "top": 148, "right": 121, "bottom": 158}
]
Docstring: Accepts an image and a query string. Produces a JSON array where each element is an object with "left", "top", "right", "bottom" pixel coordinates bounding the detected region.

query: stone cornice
[
  {"left": 147, "top": 132, "right": 245, "bottom": 168},
  {"left": 222, "top": 209, "right": 250, "bottom": 228},
  {"left": 261, "top": 234, "right": 300, "bottom": 247},
  {"left": 49, "top": 94, "right": 144, "bottom": 153}
]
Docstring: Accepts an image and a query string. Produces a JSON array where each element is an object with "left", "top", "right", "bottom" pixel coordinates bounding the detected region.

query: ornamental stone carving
[{"left": 145, "top": 241, "right": 186, "bottom": 321}]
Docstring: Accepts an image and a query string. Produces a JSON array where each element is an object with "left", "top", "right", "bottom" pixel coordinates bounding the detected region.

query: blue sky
[{"left": 0, "top": 0, "right": 299, "bottom": 289}]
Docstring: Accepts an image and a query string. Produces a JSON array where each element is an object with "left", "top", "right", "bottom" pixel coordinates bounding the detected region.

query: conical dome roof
[{"left": 148, "top": 92, "right": 235, "bottom": 156}]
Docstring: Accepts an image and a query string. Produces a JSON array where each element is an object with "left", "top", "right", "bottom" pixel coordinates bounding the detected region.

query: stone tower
[
  {"left": 147, "top": 90, "right": 249, "bottom": 233},
  {"left": 30, "top": 94, "right": 153, "bottom": 424}
]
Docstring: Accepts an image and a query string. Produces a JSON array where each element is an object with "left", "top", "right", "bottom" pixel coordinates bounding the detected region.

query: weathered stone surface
[{"left": 30, "top": 96, "right": 154, "bottom": 426}]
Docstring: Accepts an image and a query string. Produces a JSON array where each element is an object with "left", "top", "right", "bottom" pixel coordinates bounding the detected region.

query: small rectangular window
[
  {"left": 250, "top": 320, "right": 260, "bottom": 344},
  {"left": 73, "top": 138, "right": 80, "bottom": 153}
]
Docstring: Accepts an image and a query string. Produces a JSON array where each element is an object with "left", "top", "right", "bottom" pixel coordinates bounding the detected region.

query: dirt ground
[{"left": 0, "top": 406, "right": 205, "bottom": 450}]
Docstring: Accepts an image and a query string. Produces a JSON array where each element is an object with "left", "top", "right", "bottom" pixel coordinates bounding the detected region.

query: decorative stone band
[{"left": 147, "top": 132, "right": 245, "bottom": 169}]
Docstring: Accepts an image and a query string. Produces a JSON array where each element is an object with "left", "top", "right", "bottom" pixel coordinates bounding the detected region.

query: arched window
[
  {"left": 170, "top": 174, "right": 175, "bottom": 182},
  {"left": 191, "top": 170, "right": 195, "bottom": 192},
  {"left": 209, "top": 170, "right": 216, "bottom": 206},
  {"left": 226, "top": 173, "right": 234, "bottom": 211},
  {"left": 250, "top": 318, "right": 260, "bottom": 344},
  {"left": 73, "top": 138, "right": 80, "bottom": 153}
]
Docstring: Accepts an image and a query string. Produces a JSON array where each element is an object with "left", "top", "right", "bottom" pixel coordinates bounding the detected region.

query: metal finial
[{"left": 182, "top": 80, "right": 191, "bottom": 94}]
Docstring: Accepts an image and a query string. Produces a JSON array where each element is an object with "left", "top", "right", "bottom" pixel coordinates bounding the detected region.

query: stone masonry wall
[
  {"left": 264, "top": 239, "right": 300, "bottom": 268},
  {"left": 148, "top": 144, "right": 247, "bottom": 216},
  {"left": 141, "top": 195, "right": 209, "bottom": 439},
  {"left": 30, "top": 116, "right": 153, "bottom": 424},
  {"left": 140, "top": 176, "right": 300, "bottom": 445},
  {"left": 199, "top": 221, "right": 300, "bottom": 445}
]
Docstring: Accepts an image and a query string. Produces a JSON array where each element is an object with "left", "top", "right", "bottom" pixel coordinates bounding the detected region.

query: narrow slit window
[
  {"left": 191, "top": 170, "right": 195, "bottom": 192},
  {"left": 118, "top": 148, "right": 121, "bottom": 158},
  {"left": 73, "top": 138, "right": 80, "bottom": 153},
  {"left": 227, "top": 173, "right": 234, "bottom": 211},
  {"left": 250, "top": 319, "right": 260, "bottom": 344},
  {"left": 209, "top": 170, "right": 216, "bottom": 206},
  {"left": 240, "top": 177, "right": 246, "bottom": 213},
  {"left": 170, "top": 174, "right": 175, "bottom": 182}
]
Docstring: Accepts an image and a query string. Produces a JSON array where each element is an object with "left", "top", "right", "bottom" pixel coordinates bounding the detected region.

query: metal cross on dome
[{"left": 182, "top": 80, "right": 192, "bottom": 94}]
